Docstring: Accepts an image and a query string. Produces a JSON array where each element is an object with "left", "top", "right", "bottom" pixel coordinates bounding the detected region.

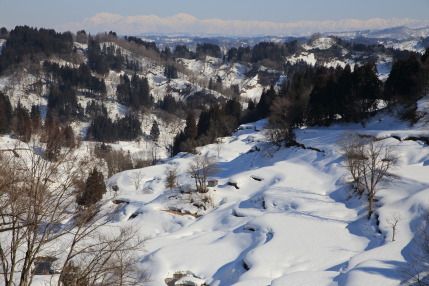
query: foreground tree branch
[{"left": 0, "top": 139, "right": 148, "bottom": 285}]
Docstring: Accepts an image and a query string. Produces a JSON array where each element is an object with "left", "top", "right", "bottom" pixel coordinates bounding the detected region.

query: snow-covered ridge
[{"left": 303, "top": 37, "right": 336, "bottom": 50}]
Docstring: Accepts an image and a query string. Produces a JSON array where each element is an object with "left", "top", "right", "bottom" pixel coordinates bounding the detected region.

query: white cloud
[{"left": 58, "top": 12, "right": 429, "bottom": 37}]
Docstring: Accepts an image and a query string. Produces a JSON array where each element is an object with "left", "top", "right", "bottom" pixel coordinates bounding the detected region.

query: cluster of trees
[
  {"left": 124, "top": 36, "right": 159, "bottom": 53},
  {"left": 0, "top": 94, "right": 78, "bottom": 152},
  {"left": 196, "top": 43, "right": 222, "bottom": 59},
  {"left": 47, "top": 84, "right": 83, "bottom": 123},
  {"left": 0, "top": 27, "right": 8, "bottom": 38},
  {"left": 225, "top": 37, "right": 417, "bottom": 71},
  {"left": 87, "top": 35, "right": 135, "bottom": 74},
  {"left": 306, "top": 63, "right": 382, "bottom": 125},
  {"left": 244, "top": 49, "right": 429, "bottom": 146},
  {"left": 0, "top": 26, "right": 74, "bottom": 74},
  {"left": 158, "top": 94, "right": 185, "bottom": 114},
  {"left": 164, "top": 64, "right": 178, "bottom": 81},
  {"left": 86, "top": 113, "right": 142, "bottom": 142},
  {"left": 43, "top": 61, "right": 107, "bottom": 96},
  {"left": 384, "top": 50, "right": 429, "bottom": 105},
  {"left": 172, "top": 99, "right": 242, "bottom": 155},
  {"left": 92, "top": 142, "right": 152, "bottom": 177},
  {"left": 117, "top": 74, "right": 153, "bottom": 109},
  {"left": 170, "top": 47, "right": 429, "bottom": 153},
  {"left": 172, "top": 45, "right": 191, "bottom": 59},
  {"left": 85, "top": 100, "right": 108, "bottom": 119},
  {"left": 226, "top": 40, "right": 303, "bottom": 69}
]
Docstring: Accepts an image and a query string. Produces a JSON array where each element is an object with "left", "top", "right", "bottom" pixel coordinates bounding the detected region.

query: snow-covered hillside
[
  {"left": 0, "top": 42, "right": 271, "bottom": 161},
  {"left": 2, "top": 95, "right": 429, "bottom": 285},
  {"left": 80, "top": 97, "right": 429, "bottom": 286}
]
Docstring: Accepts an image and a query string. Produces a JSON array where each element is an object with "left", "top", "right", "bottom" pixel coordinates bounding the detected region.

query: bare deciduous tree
[
  {"left": 386, "top": 212, "right": 402, "bottom": 242},
  {"left": 0, "top": 139, "right": 148, "bottom": 286},
  {"left": 339, "top": 133, "right": 400, "bottom": 218},
  {"left": 0, "top": 140, "right": 89, "bottom": 286},
  {"left": 187, "top": 155, "right": 219, "bottom": 193},
  {"left": 266, "top": 97, "right": 302, "bottom": 147},
  {"left": 58, "top": 216, "right": 148, "bottom": 286},
  {"left": 165, "top": 168, "right": 178, "bottom": 190},
  {"left": 131, "top": 170, "right": 145, "bottom": 191},
  {"left": 149, "top": 142, "right": 159, "bottom": 166}
]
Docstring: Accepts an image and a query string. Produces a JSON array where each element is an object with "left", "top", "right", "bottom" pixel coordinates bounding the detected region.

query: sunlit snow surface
[{"left": 95, "top": 98, "right": 429, "bottom": 286}]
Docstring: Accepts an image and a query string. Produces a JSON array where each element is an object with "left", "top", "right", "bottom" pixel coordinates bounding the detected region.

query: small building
[{"left": 207, "top": 180, "right": 218, "bottom": 187}]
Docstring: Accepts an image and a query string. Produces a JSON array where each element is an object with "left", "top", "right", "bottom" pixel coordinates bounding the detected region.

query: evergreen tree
[
  {"left": 384, "top": 54, "right": 425, "bottom": 104},
  {"left": 117, "top": 74, "right": 132, "bottom": 106},
  {"left": 256, "top": 86, "right": 278, "bottom": 119},
  {"left": 306, "top": 72, "right": 337, "bottom": 125},
  {"left": 44, "top": 124, "right": 62, "bottom": 161},
  {"left": 161, "top": 47, "right": 172, "bottom": 60},
  {"left": 87, "top": 37, "right": 109, "bottom": 75},
  {"left": 196, "top": 43, "right": 222, "bottom": 59},
  {"left": 184, "top": 112, "right": 197, "bottom": 140},
  {"left": 0, "top": 92, "right": 12, "bottom": 134},
  {"left": 174, "top": 45, "right": 190, "bottom": 59},
  {"left": 117, "top": 74, "right": 151, "bottom": 109},
  {"left": 77, "top": 167, "right": 106, "bottom": 207},
  {"left": 86, "top": 114, "right": 116, "bottom": 142},
  {"left": 62, "top": 125, "right": 76, "bottom": 148},
  {"left": 172, "top": 131, "right": 187, "bottom": 156},
  {"left": 172, "top": 112, "right": 198, "bottom": 155},
  {"left": 47, "top": 84, "right": 81, "bottom": 122},
  {"left": 335, "top": 64, "right": 356, "bottom": 121},
  {"left": 13, "top": 102, "right": 32, "bottom": 142},
  {"left": 30, "top": 105, "right": 41, "bottom": 132},
  {"left": 150, "top": 120, "right": 160, "bottom": 142},
  {"left": 353, "top": 63, "right": 382, "bottom": 115},
  {"left": 117, "top": 114, "right": 141, "bottom": 141},
  {"left": 197, "top": 109, "right": 211, "bottom": 138},
  {"left": 164, "top": 65, "right": 178, "bottom": 81},
  {"left": 160, "top": 95, "right": 177, "bottom": 113},
  {"left": 224, "top": 99, "right": 242, "bottom": 123}
]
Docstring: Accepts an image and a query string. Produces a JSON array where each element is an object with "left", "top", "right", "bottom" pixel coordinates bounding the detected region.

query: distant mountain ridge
[
  {"left": 328, "top": 26, "right": 429, "bottom": 41},
  {"left": 59, "top": 12, "right": 429, "bottom": 37}
]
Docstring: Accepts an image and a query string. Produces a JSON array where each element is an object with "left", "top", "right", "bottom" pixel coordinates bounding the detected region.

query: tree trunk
[{"left": 368, "top": 195, "right": 373, "bottom": 219}]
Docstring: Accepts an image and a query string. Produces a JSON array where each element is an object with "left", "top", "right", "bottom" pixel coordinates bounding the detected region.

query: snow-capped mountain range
[{"left": 59, "top": 12, "right": 429, "bottom": 38}]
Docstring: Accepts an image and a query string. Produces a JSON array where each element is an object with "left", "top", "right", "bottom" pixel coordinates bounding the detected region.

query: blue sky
[{"left": 1, "top": 0, "right": 428, "bottom": 28}]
